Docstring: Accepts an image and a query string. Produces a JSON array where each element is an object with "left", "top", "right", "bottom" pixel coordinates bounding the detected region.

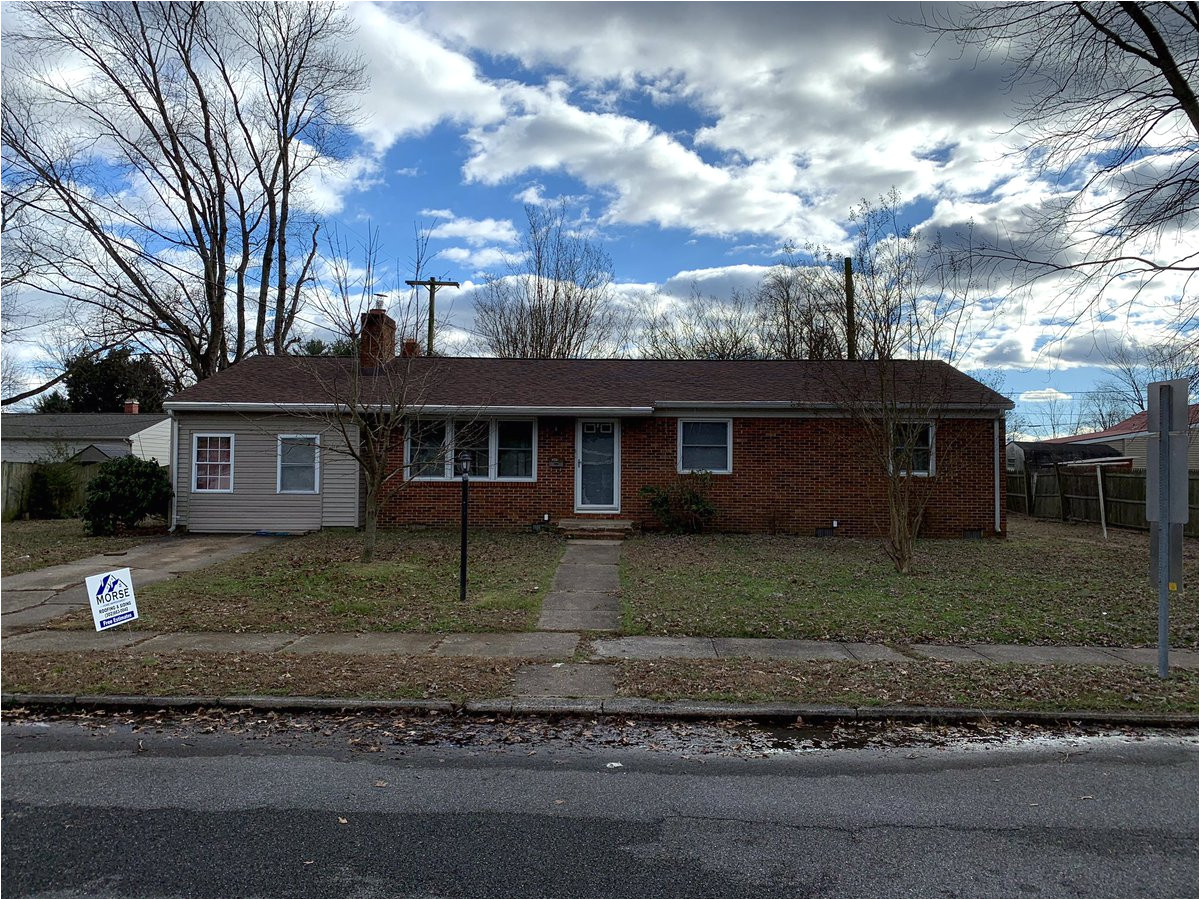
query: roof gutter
[
  {"left": 163, "top": 401, "right": 657, "bottom": 417},
  {"left": 656, "top": 400, "right": 1014, "bottom": 413}
]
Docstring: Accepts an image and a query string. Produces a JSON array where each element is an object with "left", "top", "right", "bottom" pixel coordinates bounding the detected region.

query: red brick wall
[{"left": 376, "top": 415, "right": 1005, "bottom": 538}]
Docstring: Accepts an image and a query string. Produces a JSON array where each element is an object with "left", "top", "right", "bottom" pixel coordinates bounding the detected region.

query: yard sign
[{"left": 85, "top": 567, "right": 139, "bottom": 632}]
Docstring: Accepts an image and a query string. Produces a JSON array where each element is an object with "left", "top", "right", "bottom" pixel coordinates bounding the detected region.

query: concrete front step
[{"left": 557, "top": 518, "right": 635, "bottom": 540}]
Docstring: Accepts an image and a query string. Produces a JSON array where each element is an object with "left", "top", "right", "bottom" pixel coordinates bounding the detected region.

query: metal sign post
[{"left": 1146, "top": 379, "right": 1190, "bottom": 678}]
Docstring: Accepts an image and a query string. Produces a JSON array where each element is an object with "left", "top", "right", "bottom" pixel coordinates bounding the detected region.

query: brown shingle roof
[{"left": 165, "top": 356, "right": 1013, "bottom": 411}]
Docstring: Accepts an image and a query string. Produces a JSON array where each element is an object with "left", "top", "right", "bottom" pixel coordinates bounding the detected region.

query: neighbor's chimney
[
  {"left": 359, "top": 300, "right": 397, "bottom": 371},
  {"left": 401, "top": 338, "right": 421, "bottom": 358},
  {"left": 124, "top": 399, "right": 139, "bottom": 415}
]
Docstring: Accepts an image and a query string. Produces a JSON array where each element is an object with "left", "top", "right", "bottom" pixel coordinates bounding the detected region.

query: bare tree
[
  {"left": 274, "top": 228, "right": 484, "bottom": 563},
  {"left": 473, "top": 202, "right": 626, "bottom": 358},
  {"left": 1042, "top": 393, "right": 1086, "bottom": 439},
  {"left": 1078, "top": 391, "right": 1134, "bottom": 432},
  {"left": 289, "top": 231, "right": 435, "bottom": 561},
  {"left": 638, "top": 287, "right": 762, "bottom": 360},
  {"left": 819, "top": 195, "right": 987, "bottom": 573},
  {"left": 919, "top": 3, "right": 1198, "bottom": 330},
  {"left": 754, "top": 245, "right": 845, "bottom": 360},
  {"left": 1095, "top": 334, "right": 1200, "bottom": 413},
  {"left": 1, "top": 1, "right": 365, "bottom": 386}
]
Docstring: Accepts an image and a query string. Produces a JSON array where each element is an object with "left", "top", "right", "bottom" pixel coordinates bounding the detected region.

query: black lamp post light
[{"left": 457, "top": 450, "right": 471, "bottom": 603}]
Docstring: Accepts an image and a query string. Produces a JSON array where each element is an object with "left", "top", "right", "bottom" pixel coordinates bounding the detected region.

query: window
[
  {"left": 277, "top": 435, "right": 319, "bottom": 493},
  {"left": 193, "top": 434, "right": 234, "bottom": 492},
  {"left": 409, "top": 420, "right": 448, "bottom": 477},
  {"left": 893, "top": 422, "right": 934, "bottom": 476},
  {"left": 497, "top": 420, "right": 535, "bottom": 478},
  {"left": 454, "top": 420, "right": 490, "bottom": 477},
  {"left": 678, "top": 419, "right": 732, "bottom": 474},
  {"left": 407, "top": 419, "right": 537, "bottom": 480}
]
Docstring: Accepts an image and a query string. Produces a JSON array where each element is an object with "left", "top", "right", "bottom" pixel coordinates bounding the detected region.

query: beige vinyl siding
[
  {"left": 130, "top": 418, "right": 171, "bottom": 466},
  {"left": 175, "top": 413, "right": 359, "bottom": 533},
  {"left": 1122, "top": 430, "right": 1200, "bottom": 470}
]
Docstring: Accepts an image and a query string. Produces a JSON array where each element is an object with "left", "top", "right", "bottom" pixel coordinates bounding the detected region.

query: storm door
[{"left": 574, "top": 419, "right": 620, "bottom": 511}]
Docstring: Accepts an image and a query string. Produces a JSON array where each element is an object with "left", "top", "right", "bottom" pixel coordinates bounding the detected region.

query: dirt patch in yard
[
  {"left": 620, "top": 516, "right": 1198, "bottom": 647},
  {"left": 618, "top": 659, "right": 1198, "bottom": 715},
  {"left": 1, "top": 651, "right": 520, "bottom": 702}
]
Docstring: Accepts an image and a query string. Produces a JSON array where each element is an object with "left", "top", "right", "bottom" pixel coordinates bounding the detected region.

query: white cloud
[
  {"left": 1019, "top": 388, "right": 1074, "bottom": 403},
  {"left": 439, "top": 245, "right": 512, "bottom": 273},
  {"left": 346, "top": 2, "right": 506, "bottom": 153},
  {"left": 297, "top": 153, "right": 382, "bottom": 215},
  {"left": 463, "top": 86, "right": 843, "bottom": 242},
  {"left": 429, "top": 215, "right": 519, "bottom": 247}
]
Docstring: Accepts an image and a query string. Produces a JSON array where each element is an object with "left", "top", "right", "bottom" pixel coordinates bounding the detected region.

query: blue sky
[{"left": 3, "top": 1, "right": 1194, "bottom": 435}]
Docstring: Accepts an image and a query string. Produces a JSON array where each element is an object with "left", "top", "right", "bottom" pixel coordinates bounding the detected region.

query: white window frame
[
  {"left": 276, "top": 434, "right": 321, "bottom": 494},
  {"left": 892, "top": 421, "right": 936, "bottom": 477},
  {"left": 677, "top": 418, "right": 733, "bottom": 475},
  {"left": 191, "top": 432, "right": 235, "bottom": 493},
  {"left": 405, "top": 418, "right": 538, "bottom": 482}
]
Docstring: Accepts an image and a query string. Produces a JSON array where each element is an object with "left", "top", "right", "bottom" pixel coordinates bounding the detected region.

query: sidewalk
[{"left": 4, "top": 626, "right": 1196, "bottom": 668}]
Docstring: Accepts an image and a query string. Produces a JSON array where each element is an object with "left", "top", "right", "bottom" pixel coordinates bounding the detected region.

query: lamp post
[{"left": 457, "top": 450, "right": 471, "bottom": 603}]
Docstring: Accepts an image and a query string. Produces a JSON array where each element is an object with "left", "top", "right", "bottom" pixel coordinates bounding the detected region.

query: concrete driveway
[{"left": 1, "top": 533, "right": 285, "bottom": 634}]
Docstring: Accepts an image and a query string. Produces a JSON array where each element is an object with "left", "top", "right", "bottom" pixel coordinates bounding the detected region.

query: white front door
[{"left": 575, "top": 419, "right": 620, "bottom": 512}]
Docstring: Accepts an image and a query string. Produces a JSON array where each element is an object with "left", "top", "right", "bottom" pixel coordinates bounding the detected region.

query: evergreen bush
[{"left": 81, "top": 455, "right": 172, "bottom": 536}]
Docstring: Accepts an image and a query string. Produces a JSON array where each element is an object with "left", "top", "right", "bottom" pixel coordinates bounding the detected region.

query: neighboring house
[
  {"left": 163, "top": 309, "right": 1014, "bottom": 538},
  {"left": 1, "top": 405, "right": 171, "bottom": 466},
  {"left": 1044, "top": 404, "right": 1199, "bottom": 470},
  {"left": 1006, "top": 440, "right": 1127, "bottom": 473}
]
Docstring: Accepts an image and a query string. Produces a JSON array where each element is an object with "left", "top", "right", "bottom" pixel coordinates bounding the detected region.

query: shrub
[
  {"left": 81, "top": 455, "right": 172, "bottom": 536},
  {"left": 639, "top": 472, "right": 716, "bottom": 533},
  {"left": 27, "top": 462, "right": 82, "bottom": 519}
]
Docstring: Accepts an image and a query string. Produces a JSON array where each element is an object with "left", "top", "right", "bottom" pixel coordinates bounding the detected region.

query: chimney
[
  {"left": 401, "top": 338, "right": 421, "bottom": 358},
  {"left": 124, "top": 399, "right": 140, "bottom": 415},
  {"left": 359, "top": 303, "right": 397, "bottom": 371}
]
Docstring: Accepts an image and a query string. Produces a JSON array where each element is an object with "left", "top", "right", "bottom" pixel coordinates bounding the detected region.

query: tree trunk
[{"left": 362, "top": 490, "right": 378, "bottom": 563}]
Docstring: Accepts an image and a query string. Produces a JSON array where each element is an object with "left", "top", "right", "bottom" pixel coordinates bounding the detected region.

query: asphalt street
[{"left": 2, "top": 713, "right": 1196, "bottom": 898}]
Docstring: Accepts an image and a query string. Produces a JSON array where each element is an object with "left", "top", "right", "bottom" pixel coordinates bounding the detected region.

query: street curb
[{"left": 2, "top": 692, "right": 1196, "bottom": 728}]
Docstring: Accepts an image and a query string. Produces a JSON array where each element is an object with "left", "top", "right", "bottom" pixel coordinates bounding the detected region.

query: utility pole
[
  {"left": 405, "top": 277, "right": 460, "bottom": 356},
  {"left": 843, "top": 257, "right": 857, "bottom": 361}
]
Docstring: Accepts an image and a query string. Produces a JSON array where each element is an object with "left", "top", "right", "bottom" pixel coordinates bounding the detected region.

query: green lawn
[
  {"left": 620, "top": 516, "right": 1198, "bottom": 647},
  {"left": 1, "top": 518, "right": 165, "bottom": 577},
  {"left": 54, "top": 528, "right": 565, "bottom": 634}
]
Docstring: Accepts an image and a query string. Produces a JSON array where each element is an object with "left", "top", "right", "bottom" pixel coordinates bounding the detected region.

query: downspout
[
  {"left": 993, "top": 417, "right": 1001, "bottom": 534},
  {"left": 168, "top": 410, "right": 178, "bottom": 532}
]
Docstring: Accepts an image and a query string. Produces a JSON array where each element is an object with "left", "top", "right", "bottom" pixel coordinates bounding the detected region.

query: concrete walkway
[
  {"left": 535, "top": 539, "right": 622, "bottom": 632},
  {"left": 1, "top": 534, "right": 284, "bottom": 634},
  {"left": 4, "top": 627, "right": 1196, "bottom": 670}
]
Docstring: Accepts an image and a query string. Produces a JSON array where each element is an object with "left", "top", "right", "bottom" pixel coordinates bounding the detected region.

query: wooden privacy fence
[
  {"left": 1, "top": 460, "right": 102, "bottom": 522},
  {"left": 1007, "top": 468, "right": 1199, "bottom": 537},
  {"left": 2, "top": 461, "right": 35, "bottom": 521}
]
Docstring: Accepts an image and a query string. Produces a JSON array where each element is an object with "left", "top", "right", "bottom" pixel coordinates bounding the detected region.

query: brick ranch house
[{"left": 163, "top": 308, "right": 1013, "bottom": 538}]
